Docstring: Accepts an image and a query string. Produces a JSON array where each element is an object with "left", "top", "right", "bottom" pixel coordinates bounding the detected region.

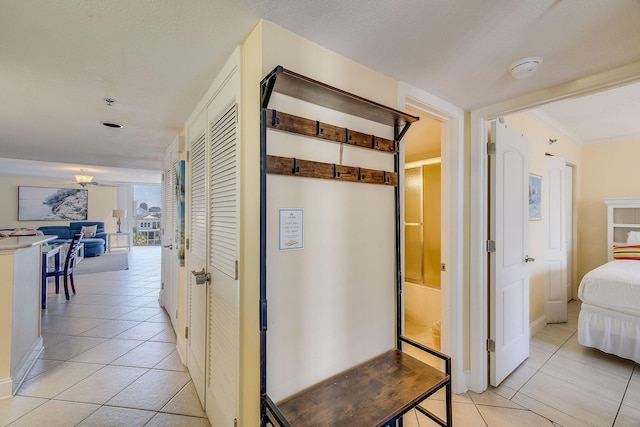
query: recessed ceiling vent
[{"left": 101, "top": 121, "right": 123, "bottom": 129}]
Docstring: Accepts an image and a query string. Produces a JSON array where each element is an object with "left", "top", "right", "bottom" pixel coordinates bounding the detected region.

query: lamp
[
  {"left": 75, "top": 169, "right": 94, "bottom": 186},
  {"left": 112, "top": 209, "right": 126, "bottom": 233}
]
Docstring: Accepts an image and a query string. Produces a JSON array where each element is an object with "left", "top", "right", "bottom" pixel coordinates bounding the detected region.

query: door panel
[
  {"left": 205, "top": 98, "right": 240, "bottom": 425},
  {"left": 187, "top": 112, "right": 208, "bottom": 407},
  {"left": 161, "top": 145, "right": 179, "bottom": 330},
  {"left": 565, "top": 165, "right": 573, "bottom": 301},
  {"left": 490, "top": 122, "right": 529, "bottom": 387},
  {"left": 544, "top": 156, "right": 567, "bottom": 323}
]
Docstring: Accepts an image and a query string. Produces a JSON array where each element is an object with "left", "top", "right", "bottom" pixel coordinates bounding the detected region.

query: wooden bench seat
[{"left": 269, "top": 349, "right": 449, "bottom": 427}]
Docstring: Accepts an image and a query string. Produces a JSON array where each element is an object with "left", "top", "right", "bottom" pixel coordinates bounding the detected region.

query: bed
[{"left": 578, "top": 258, "right": 640, "bottom": 363}]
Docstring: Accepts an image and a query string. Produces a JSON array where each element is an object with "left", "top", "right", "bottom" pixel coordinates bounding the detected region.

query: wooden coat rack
[{"left": 260, "top": 66, "right": 452, "bottom": 427}]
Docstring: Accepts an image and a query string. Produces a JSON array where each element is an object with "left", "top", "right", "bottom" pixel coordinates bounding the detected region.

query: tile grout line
[{"left": 612, "top": 363, "right": 638, "bottom": 427}]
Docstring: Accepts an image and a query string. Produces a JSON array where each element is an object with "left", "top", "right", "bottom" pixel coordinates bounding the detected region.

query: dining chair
[{"left": 62, "top": 233, "right": 84, "bottom": 300}]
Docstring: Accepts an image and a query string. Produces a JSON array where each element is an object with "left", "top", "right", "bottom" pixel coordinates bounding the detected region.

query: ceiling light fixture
[
  {"left": 101, "top": 121, "right": 123, "bottom": 129},
  {"left": 75, "top": 169, "right": 94, "bottom": 186},
  {"left": 508, "top": 57, "right": 543, "bottom": 79}
]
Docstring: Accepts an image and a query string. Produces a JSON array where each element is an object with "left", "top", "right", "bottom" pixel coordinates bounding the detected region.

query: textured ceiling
[{"left": 1, "top": 1, "right": 639, "bottom": 182}]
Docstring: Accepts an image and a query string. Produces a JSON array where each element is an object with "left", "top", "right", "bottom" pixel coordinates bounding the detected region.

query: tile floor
[
  {"left": 3, "top": 247, "right": 640, "bottom": 426},
  {"left": 406, "top": 300, "right": 640, "bottom": 427},
  {"left": 0, "top": 246, "right": 210, "bottom": 427}
]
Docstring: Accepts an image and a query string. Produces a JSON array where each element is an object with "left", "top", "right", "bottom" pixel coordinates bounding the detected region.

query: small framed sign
[{"left": 279, "top": 208, "right": 304, "bottom": 251}]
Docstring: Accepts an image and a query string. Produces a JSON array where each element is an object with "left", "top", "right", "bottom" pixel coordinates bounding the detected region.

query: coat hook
[{"left": 549, "top": 138, "right": 558, "bottom": 145}]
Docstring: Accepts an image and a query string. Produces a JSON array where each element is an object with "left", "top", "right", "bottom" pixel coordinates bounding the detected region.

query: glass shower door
[{"left": 405, "top": 167, "right": 423, "bottom": 284}]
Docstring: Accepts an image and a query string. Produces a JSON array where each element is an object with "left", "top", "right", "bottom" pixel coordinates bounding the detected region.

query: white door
[
  {"left": 161, "top": 144, "right": 179, "bottom": 329},
  {"left": 205, "top": 98, "right": 240, "bottom": 424},
  {"left": 187, "top": 111, "right": 208, "bottom": 406},
  {"left": 544, "top": 156, "right": 567, "bottom": 323},
  {"left": 565, "top": 165, "right": 574, "bottom": 301},
  {"left": 489, "top": 122, "right": 530, "bottom": 387}
]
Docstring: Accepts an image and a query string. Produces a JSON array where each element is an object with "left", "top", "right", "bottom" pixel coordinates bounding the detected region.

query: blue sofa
[{"left": 38, "top": 221, "right": 107, "bottom": 257}]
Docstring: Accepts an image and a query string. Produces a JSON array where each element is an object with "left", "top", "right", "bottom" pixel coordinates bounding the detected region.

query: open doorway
[{"left": 403, "top": 108, "right": 443, "bottom": 367}]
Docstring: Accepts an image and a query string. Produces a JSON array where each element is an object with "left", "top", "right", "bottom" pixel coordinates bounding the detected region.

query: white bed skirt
[{"left": 578, "top": 303, "right": 640, "bottom": 364}]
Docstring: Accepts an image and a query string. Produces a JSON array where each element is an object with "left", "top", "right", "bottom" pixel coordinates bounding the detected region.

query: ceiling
[{"left": 1, "top": 1, "right": 639, "bottom": 184}]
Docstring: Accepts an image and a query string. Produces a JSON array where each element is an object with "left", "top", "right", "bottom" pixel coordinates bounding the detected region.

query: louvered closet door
[
  {"left": 160, "top": 145, "right": 179, "bottom": 330},
  {"left": 187, "top": 112, "right": 208, "bottom": 406},
  {"left": 205, "top": 100, "right": 240, "bottom": 425}
]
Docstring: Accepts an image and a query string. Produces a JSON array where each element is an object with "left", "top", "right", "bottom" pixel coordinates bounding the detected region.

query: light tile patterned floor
[
  {"left": 0, "top": 246, "right": 210, "bottom": 427},
  {"left": 4, "top": 247, "right": 640, "bottom": 426},
  {"left": 406, "top": 300, "right": 640, "bottom": 426}
]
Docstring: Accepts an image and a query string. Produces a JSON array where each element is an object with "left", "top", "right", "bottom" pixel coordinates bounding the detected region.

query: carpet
[{"left": 75, "top": 252, "right": 129, "bottom": 275}]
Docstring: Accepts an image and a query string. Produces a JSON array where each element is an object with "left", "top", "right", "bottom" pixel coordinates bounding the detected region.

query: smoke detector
[{"left": 508, "top": 57, "right": 543, "bottom": 79}]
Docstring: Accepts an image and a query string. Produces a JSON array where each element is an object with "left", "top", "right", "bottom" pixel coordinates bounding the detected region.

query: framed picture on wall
[
  {"left": 18, "top": 186, "right": 88, "bottom": 221},
  {"left": 528, "top": 174, "right": 542, "bottom": 220}
]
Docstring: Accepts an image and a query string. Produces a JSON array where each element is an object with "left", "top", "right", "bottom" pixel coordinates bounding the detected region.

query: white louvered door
[
  {"left": 185, "top": 61, "right": 240, "bottom": 424},
  {"left": 205, "top": 96, "right": 240, "bottom": 424},
  {"left": 161, "top": 143, "right": 179, "bottom": 331},
  {"left": 187, "top": 111, "right": 208, "bottom": 406}
]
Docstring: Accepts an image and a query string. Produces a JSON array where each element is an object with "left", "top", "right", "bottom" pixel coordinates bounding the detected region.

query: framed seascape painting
[
  {"left": 528, "top": 174, "right": 542, "bottom": 221},
  {"left": 18, "top": 186, "right": 88, "bottom": 221}
]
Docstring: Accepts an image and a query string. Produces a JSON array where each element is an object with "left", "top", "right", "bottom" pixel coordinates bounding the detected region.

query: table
[
  {"left": 107, "top": 232, "right": 131, "bottom": 252},
  {"left": 41, "top": 244, "right": 61, "bottom": 309}
]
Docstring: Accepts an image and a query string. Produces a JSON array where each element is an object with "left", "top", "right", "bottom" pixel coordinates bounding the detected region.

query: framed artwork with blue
[{"left": 528, "top": 174, "right": 542, "bottom": 220}]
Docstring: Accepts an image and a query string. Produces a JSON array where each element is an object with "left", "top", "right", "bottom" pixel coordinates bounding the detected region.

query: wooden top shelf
[
  {"left": 276, "top": 349, "right": 448, "bottom": 427},
  {"left": 262, "top": 66, "right": 419, "bottom": 128}
]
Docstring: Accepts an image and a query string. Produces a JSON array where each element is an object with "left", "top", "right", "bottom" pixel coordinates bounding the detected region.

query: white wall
[
  {"left": 0, "top": 176, "right": 118, "bottom": 231},
  {"left": 261, "top": 21, "right": 399, "bottom": 402}
]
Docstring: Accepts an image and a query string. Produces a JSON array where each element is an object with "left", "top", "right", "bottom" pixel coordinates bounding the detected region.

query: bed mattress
[{"left": 578, "top": 260, "right": 640, "bottom": 316}]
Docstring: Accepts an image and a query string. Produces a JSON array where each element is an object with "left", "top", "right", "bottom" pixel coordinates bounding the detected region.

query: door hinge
[
  {"left": 235, "top": 260, "right": 239, "bottom": 280},
  {"left": 161, "top": 173, "right": 164, "bottom": 182},
  {"left": 487, "top": 338, "right": 495, "bottom": 352},
  {"left": 441, "top": 263, "right": 446, "bottom": 272},
  {"left": 486, "top": 240, "right": 496, "bottom": 253},
  {"left": 186, "top": 151, "right": 190, "bottom": 162},
  {"left": 175, "top": 309, "right": 178, "bottom": 319},
  {"left": 185, "top": 327, "right": 189, "bottom": 339},
  {"left": 161, "top": 282, "right": 164, "bottom": 290},
  {"left": 186, "top": 238, "right": 190, "bottom": 250},
  {"left": 487, "top": 142, "right": 496, "bottom": 155}
]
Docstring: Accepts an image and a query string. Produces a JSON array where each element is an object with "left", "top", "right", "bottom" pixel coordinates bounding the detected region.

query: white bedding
[
  {"left": 578, "top": 303, "right": 640, "bottom": 364},
  {"left": 577, "top": 260, "right": 640, "bottom": 316}
]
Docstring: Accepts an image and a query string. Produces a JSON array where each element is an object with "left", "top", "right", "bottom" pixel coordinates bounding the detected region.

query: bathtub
[{"left": 404, "top": 282, "right": 441, "bottom": 332}]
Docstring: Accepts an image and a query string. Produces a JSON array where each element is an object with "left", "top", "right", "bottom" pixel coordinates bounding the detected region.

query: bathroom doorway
[{"left": 403, "top": 108, "right": 443, "bottom": 368}]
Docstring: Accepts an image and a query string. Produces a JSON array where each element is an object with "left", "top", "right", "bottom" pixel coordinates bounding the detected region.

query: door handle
[
  {"left": 525, "top": 255, "right": 535, "bottom": 263},
  {"left": 163, "top": 244, "right": 173, "bottom": 250},
  {"left": 191, "top": 268, "right": 211, "bottom": 285}
]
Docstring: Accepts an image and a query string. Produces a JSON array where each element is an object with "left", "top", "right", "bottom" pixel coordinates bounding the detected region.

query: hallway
[{"left": 0, "top": 247, "right": 210, "bottom": 426}]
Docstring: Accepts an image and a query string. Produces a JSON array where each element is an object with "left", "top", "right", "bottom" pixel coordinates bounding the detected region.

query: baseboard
[
  {"left": 0, "top": 377, "right": 12, "bottom": 400},
  {"left": 530, "top": 314, "right": 547, "bottom": 338},
  {"left": 12, "top": 337, "right": 43, "bottom": 395},
  {"left": 176, "top": 335, "right": 187, "bottom": 365},
  {"left": 459, "top": 369, "right": 472, "bottom": 394}
]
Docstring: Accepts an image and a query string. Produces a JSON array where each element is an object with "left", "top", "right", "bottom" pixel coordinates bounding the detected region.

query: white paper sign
[{"left": 279, "top": 208, "right": 304, "bottom": 251}]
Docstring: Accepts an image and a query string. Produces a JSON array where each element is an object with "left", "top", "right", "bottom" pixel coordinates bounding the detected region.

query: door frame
[
  {"left": 468, "top": 61, "right": 640, "bottom": 392},
  {"left": 398, "top": 83, "right": 465, "bottom": 393}
]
